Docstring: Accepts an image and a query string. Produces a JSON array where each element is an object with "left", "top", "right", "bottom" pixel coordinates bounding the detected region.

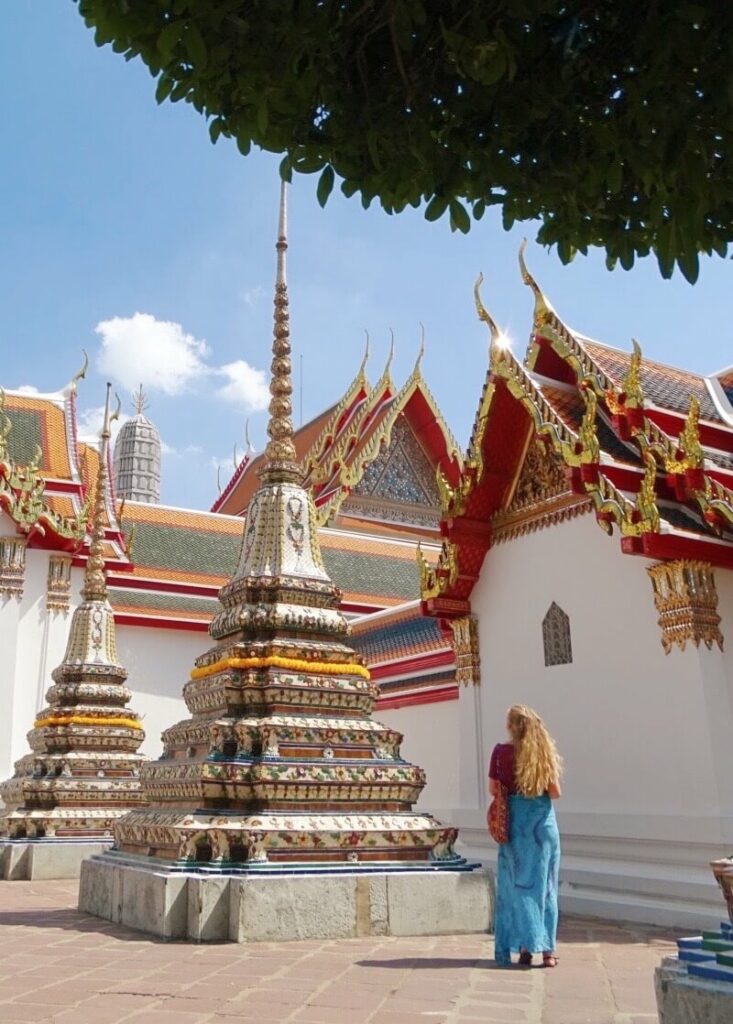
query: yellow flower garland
[
  {"left": 34, "top": 715, "right": 143, "bottom": 731},
  {"left": 190, "top": 654, "right": 371, "bottom": 682}
]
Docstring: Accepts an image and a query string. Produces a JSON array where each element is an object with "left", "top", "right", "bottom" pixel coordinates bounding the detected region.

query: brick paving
[{"left": 0, "top": 881, "right": 674, "bottom": 1024}]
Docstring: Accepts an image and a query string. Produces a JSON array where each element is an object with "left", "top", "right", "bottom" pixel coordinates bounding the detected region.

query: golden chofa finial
[
  {"left": 70, "top": 349, "right": 89, "bottom": 394},
  {"left": 357, "top": 332, "right": 370, "bottom": 382},
  {"left": 386, "top": 329, "right": 395, "bottom": 374},
  {"left": 245, "top": 419, "right": 254, "bottom": 454},
  {"left": 622, "top": 339, "right": 645, "bottom": 409},
  {"left": 518, "top": 240, "right": 554, "bottom": 329},
  {"left": 261, "top": 179, "right": 300, "bottom": 484},
  {"left": 412, "top": 323, "right": 425, "bottom": 375},
  {"left": 679, "top": 394, "right": 703, "bottom": 469},
  {"left": 82, "top": 382, "right": 114, "bottom": 603},
  {"left": 474, "top": 273, "right": 508, "bottom": 369}
]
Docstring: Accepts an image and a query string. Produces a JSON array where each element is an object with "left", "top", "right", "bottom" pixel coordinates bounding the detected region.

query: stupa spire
[
  {"left": 133, "top": 384, "right": 149, "bottom": 416},
  {"left": 261, "top": 181, "right": 300, "bottom": 483},
  {"left": 82, "top": 383, "right": 116, "bottom": 603}
]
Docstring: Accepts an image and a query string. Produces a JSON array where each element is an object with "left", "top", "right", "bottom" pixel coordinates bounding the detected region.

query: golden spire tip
[{"left": 518, "top": 240, "right": 554, "bottom": 326}]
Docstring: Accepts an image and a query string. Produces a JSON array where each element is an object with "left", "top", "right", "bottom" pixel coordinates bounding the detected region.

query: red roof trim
[{"left": 375, "top": 684, "right": 458, "bottom": 711}]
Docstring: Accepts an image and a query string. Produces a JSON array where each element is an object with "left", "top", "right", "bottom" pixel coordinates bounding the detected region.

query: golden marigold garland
[
  {"left": 190, "top": 654, "right": 371, "bottom": 682},
  {"left": 34, "top": 715, "right": 143, "bottom": 731}
]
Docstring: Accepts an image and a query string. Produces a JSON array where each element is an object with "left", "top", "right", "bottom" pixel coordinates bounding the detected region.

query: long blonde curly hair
[{"left": 507, "top": 705, "right": 563, "bottom": 798}]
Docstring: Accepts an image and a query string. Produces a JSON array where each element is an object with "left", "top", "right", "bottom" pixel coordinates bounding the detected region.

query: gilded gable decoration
[
  {"left": 46, "top": 555, "right": 72, "bottom": 614},
  {"left": 344, "top": 418, "right": 441, "bottom": 528},
  {"left": 647, "top": 560, "right": 724, "bottom": 655},
  {"left": 512, "top": 438, "right": 567, "bottom": 510},
  {"left": 542, "top": 603, "right": 572, "bottom": 667},
  {"left": 0, "top": 537, "right": 26, "bottom": 600},
  {"left": 450, "top": 616, "right": 480, "bottom": 686}
]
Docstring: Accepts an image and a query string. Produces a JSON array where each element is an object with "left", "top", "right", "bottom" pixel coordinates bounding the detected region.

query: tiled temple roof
[
  {"left": 582, "top": 339, "right": 723, "bottom": 423},
  {"left": 351, "top": 611, "right": 447, "bottom": 665},
  {"left": 110, "top": 501, "right": 434, "bottom": 626},
  {"left": 2, "top": 391, "right": 76, "bottom": 479}
]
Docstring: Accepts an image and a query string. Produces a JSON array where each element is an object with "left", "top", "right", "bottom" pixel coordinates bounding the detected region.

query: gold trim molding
[
  {"left": 0, "top": 536, "right": 26, "bottom": 599},
  {"left": 647, "top": 560, "right": 724, "bottom": 655},
  {"left": 47, "top": 554, "right": 72, "bottom": 614},
  {"left": 451, "top": 615, "right": 480, "bottom": 686}
]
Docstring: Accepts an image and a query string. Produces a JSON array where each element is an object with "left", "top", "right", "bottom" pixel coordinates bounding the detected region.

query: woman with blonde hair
[{"left": 489, "top": 704, "right": 562, "bottom": 968}]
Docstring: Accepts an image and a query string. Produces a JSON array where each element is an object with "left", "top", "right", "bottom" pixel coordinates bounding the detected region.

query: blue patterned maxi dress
[{"left": 493, "top": 793, "right": 560, "bottom": 965}]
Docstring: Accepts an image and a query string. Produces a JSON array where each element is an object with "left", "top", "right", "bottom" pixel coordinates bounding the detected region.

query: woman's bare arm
[{"left": 548, "top": 780, "right": 562, "bottom": 800}]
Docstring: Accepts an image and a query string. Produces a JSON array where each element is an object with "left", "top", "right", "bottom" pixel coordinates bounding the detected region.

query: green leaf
[
  {"left": 317, "top": 165, "right": 335, "bottom": 207},
  {"left": 185, "top": 23, "right": 207, "bottom": 68},
  {"left": 157, "top": 20, "right": 182, "bottom": 61},
  {"left": 677, "top": 248, "right": 699, "bottom": 284},
  {"left": 425, "top": 194, "right": 449, "bottom": 222},
  {"left": 155, "top": 74, "right": 174, "bottom": 104},
  {"left": 236, "top": 134, "right": 252, "bottom": 157},
  {"left": 279, "top": 155, "right": 293, "bottom": 182},
  {"left": 607, "top": 158, "right": 623, "bottom": 195},
  {"left": 449, "top": 199, "right": 470, "bottom": 233}
]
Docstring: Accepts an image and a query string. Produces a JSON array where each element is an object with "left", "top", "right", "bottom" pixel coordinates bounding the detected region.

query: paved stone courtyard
[{"left": 0, "top": 881, "right": 675, "bottom": 1024}]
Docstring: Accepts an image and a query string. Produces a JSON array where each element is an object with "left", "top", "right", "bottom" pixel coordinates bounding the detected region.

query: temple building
[
  {"left": 417, "top": 249, "right": 733, "bottom": 928},
  {"left": 0, "top": 385, "right": 146, "bottom": 877}
]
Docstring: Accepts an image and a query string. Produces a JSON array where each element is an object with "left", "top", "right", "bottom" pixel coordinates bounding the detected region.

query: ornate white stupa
[{"left": 113, "top": 387, "right": 161, "bottom": 503}]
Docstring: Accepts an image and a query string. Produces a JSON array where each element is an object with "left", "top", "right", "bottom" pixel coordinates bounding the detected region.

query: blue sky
[{"left": 2, "top": 5, "right": 731, "bottom": 510}]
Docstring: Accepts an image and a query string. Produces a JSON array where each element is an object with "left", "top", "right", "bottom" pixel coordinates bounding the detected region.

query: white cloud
[
  {"left": 93, "top": 313, "right": 270, "bottom": 416},
  {"left": 76, "top": 405, "right": 129, "bottom": 445},
  {"left": 216, "top": 360, "right": 270, "bottom": 412},
  {"left": 15, "top": 384, "right": 40, "bottom": 394},
  {"left": 241, "top": 285, "right": 267, "bottom": 310},
  {"left": 95, "top": 313, "right": 210, "bottom": 395}
]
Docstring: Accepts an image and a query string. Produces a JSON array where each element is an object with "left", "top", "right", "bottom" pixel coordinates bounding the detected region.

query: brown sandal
[
  {"left": 518, "top": 949, "right": 533, "bottom": 966},
  {"left": 543, "top": 953, "right": 558, "bottom": 968}
]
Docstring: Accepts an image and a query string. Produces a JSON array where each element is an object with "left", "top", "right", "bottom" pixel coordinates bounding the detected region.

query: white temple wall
[
  {"left": 378, "top": 698, "right": 460, "bottom": 815},
  {"left": 445, "top": 513, "right": 733, "bottom": 927},
  {"left": 10, "top": 548, "right": 49, "bottom": 777},
  {"left": 115, "top": 624, "right": 203, "bottom": 760}
]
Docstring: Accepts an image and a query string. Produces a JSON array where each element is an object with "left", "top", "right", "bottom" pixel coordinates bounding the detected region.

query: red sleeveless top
[{"left": 489, "top": 742, "right": 517, "bottom": 795}]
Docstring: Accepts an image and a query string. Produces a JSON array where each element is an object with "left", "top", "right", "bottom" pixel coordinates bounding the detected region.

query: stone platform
[
  {"left": 79, "top": 855, "right": 492, "bottom": 942},
  {"left": 655, "top": 920, "right": 733, "bottom": 1023},
  {"left": 0, "top": 879, "right": 676, "bottom": 1024},
  {"left": 0, "top": 838, "right": 111, "bottom": 880}
]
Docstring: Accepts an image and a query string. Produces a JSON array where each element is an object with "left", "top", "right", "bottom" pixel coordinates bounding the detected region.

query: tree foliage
[{"left": 76, "top": 1, "right": 733, "bottom": 282}]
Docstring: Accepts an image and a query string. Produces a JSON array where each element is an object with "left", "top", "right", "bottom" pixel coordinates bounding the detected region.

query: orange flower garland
[
  {"left": 34, "top": 715, "right": 143, "bottom": 731},
  {"left": 190, "top": 654, "right": 371, "bottom": 682}
]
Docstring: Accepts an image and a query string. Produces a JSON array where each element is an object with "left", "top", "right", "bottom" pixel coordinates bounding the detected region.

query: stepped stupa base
[
  {"left": 79, "top": 852, "right": 492, "bottom": 942},
  {"left": 1, "top": 837, "right": 112, "bottom": 880}
]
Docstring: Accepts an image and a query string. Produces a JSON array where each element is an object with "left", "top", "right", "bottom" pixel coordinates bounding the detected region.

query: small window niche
[{"left": 542, "top": 602, "right": 572, "bottom": 667}]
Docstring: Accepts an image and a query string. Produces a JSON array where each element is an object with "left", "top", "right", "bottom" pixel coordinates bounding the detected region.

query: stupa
[
  {"left": 79, "top": 185, "right": 489, "bottom": 942},
  {"left": 113, "top": 385, "right": 162, "bottom": 503},
  {"left": 0, "top": 385, "right": 147, "bottom": 880}
]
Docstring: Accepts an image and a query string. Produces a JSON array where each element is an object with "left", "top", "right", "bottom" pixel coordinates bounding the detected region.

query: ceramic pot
[{"left": 711, "top": 857, "right": 733, "bottom": 926}]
